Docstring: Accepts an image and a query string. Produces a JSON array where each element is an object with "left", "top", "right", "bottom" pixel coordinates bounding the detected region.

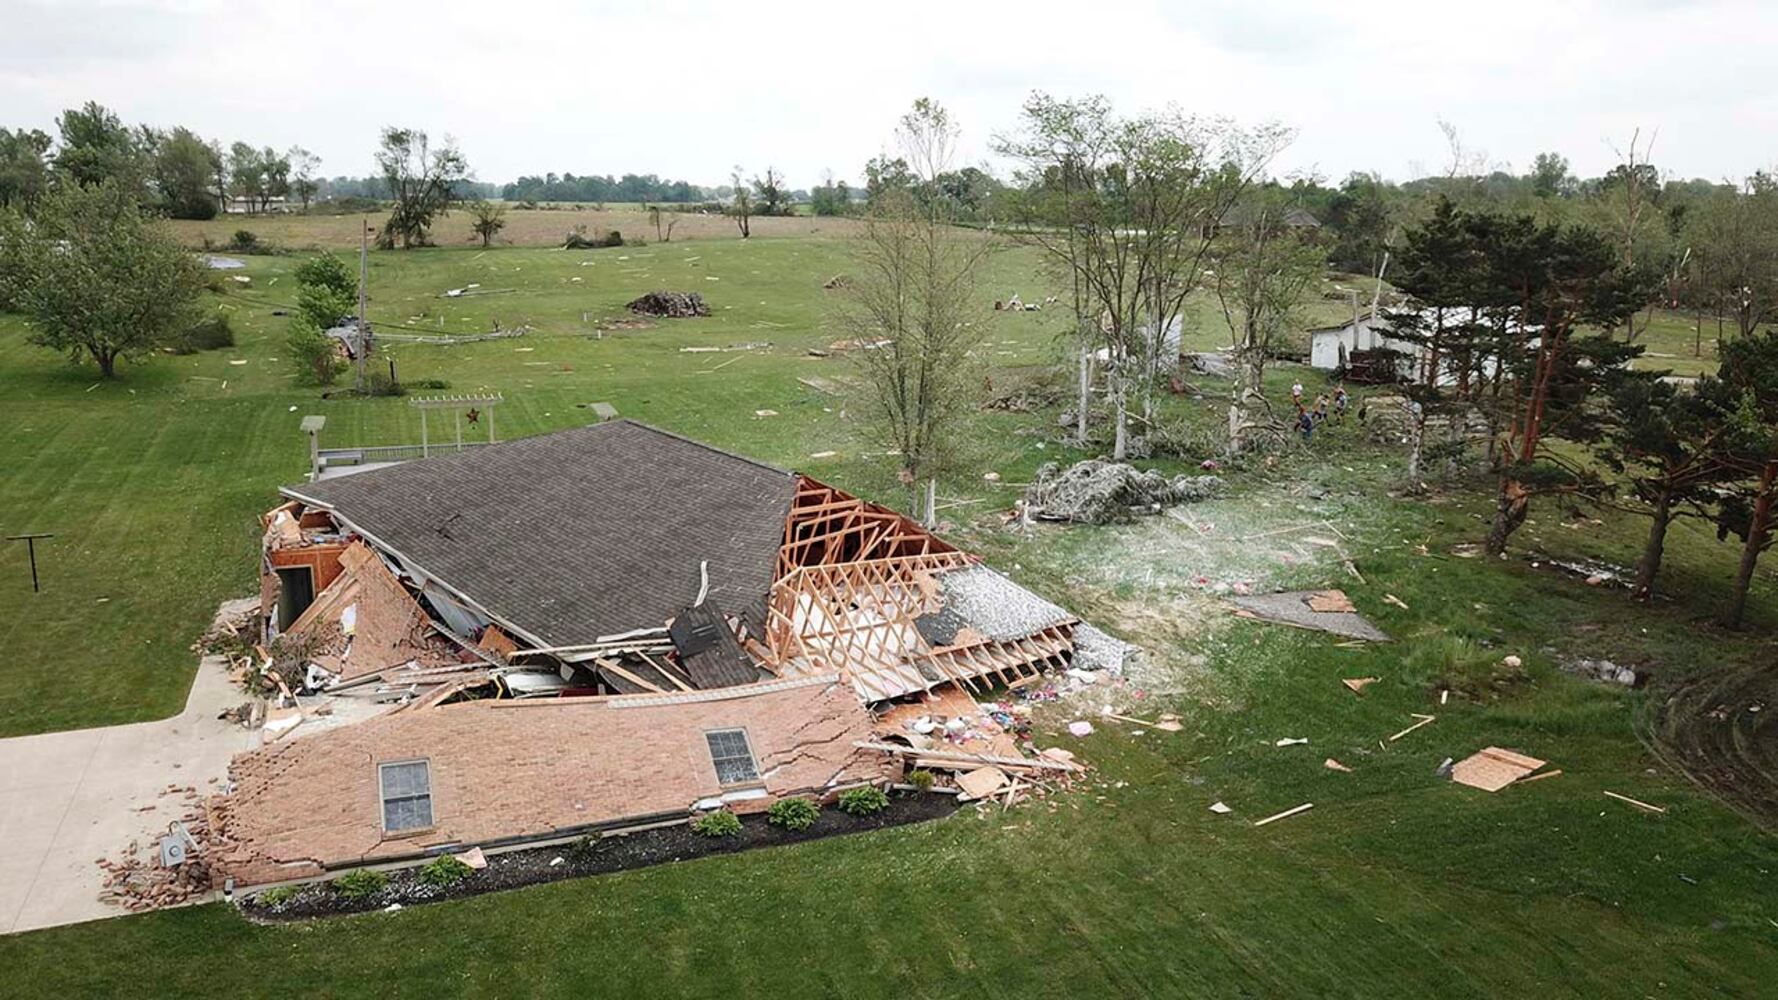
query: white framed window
[
  {"left": 379, "top": 760, "right": 433, "bottom": 833},
  {"left": 704, "top": 729, "right": 760, "bottom": 786}
]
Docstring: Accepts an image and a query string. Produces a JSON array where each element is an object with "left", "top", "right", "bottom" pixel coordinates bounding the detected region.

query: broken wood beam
[
  {"left": 1253, "top": 802, "right": 1314, "bottom": 827},
  {"left": 853, "top": 741, "right": 1083, "bottom": 773}
]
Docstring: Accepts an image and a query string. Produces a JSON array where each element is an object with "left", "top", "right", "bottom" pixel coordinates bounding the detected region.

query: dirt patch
[
  {"left": 1639, "top": 663, "right": 1778, "bottom": 830},
  {"left": 241, "top": 792, "right": 960, "bottom": 921}
]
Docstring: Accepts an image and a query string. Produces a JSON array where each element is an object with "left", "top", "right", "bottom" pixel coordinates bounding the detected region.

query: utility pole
[{"left": 354, "top": 215, "right": 370, "bottom": 393}]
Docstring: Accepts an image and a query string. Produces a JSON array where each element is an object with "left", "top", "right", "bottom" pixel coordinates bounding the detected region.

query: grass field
[{"left": 1, "top": 226, "right": 1775, "bottom": 996}]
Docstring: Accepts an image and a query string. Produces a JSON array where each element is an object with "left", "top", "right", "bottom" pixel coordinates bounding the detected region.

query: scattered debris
[
  {"left": 1024, "top": 459, "right": 1221, "bottom": 524},
  {"left": 1389, "top": 714, "right": 1436, "bottom": 742},
  {"left": 1517, "top": 768, "right": 1562, "bottom": 784},
  {"left": 1274, "top": 737, "right": 1309, "bottom": 747},
  {"left": 956, "top": 766, "right": 1011, "bottom": 801},
  {"left": 1307, "top": 591, "right": 1357, "bottom": 613},
  {"left": 1324, "top": 758, "right": 1352, "bottom": 773},
  {"left": 1067, "top": 720, "right": 1095, "bottom": 737},
  {"left": 1253, "top": 802, "right": 1314, "bottom": 827},
  {"left": 1502, "top": 654, "right": 1523, "bottom": 669},
  {"left": 1230, "top": 590, "right": 1391, "bottom": 642},
  {"left": 1382, "top": 593, "right": 1410, "bottom": 610},
  {"left": 1342, "top": 677, "right": 1380, "bottom": 694},
  {"left": 1100, "top": 709, "right": 1183, "bottom": 732},
  {"left": 626, "top": 291, "right": 711, "bottom": 318},
  {"left": 1209, "top": 800, "right": 1233, "bottom": 815},
  {"left": 1450, "top": 747, "right": 1547, "bottom": 792},
  {"left": 455, "top": 846, "right": 488, "bottom": 870},
  {"left": 1562, "top": 657, "right": 1641, "bottom": 687},
  {"left": 1604, "top": 790, "right": 1667, "bottom": 814}
]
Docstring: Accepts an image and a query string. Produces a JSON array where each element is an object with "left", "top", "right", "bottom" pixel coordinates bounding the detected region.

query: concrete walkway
[{"left": 0, "top": 656, "right": 255, "bottom": 934}]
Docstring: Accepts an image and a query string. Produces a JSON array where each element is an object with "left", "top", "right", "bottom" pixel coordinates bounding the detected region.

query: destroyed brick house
[{"left": 213, "top": 419, "right": 1118, "bottom": 888}]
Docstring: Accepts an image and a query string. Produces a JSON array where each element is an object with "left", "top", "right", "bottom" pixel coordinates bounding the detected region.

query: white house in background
[{"left": 1308, "top": 308, "right": 1531, "bottom": 387}]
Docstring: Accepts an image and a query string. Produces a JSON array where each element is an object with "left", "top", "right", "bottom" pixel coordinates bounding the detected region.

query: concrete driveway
[{"left": 0, "top": 656, "right": 255, "bottom": 934}]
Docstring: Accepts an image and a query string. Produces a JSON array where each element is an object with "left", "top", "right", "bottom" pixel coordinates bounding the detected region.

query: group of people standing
[{"left": 1290, "top": 381, "right": 1348, "bottom": 440}]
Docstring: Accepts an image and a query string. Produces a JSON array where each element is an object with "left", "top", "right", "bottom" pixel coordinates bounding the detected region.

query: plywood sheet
[{"left": 1452, "top": 747, "right": 1547, "bottom": 792}]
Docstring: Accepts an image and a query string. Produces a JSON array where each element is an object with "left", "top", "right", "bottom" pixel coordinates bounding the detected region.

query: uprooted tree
[
  {"left": 11, "top": 181, "right": 204, "bottom": 377},
  {"left": 996, "top": 93, "right": 1291, "bottom": 458},
  {"left": 375, "top": 127, "right": 470, "bottom": 249},
  {"left": 842, "top": 99, "right": 991, "bottom": 516}
]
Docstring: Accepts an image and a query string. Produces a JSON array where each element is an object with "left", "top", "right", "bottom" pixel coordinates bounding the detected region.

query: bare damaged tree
[
  {"left": 728, "top": 166, "right": 752, "bottom": 238},
  {"left": 998, "top": 93, "right": 1292, "bottom": 458},
  {"left": 375, "top": 127, "right": 469, "bottom": 249},
  {"left": 842, "top": 99, "right": 991, "bottom": 516},
  {"left": 1216, "top": 209, "right": 1327, "bottom": 452}
]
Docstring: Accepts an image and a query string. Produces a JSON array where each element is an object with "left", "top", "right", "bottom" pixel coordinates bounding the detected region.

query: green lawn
[{"left": 1, "top": 231, "right": 1775, "bottom": 995}]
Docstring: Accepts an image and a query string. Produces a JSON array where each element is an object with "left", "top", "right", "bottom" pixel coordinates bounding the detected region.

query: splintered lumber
[
  {"left": 1516, "top": 768, "right": 1562, "bottom": 785},
  {"left": 1388, "top": 714, "right": 1436, "bottom": 742},
  {"left": 853, "top": 741, "right": 1082, "bottom": 773},
  {"left": 1253, "top": 802, "right": 1314, "bottom": 827},
  {"left": 1342, "top": 677, "right": 1379, "bottom": 694},
  {"left": 1383, "top": 593, "right": 1410, "bottom": 610},
  {"left": 1603, "top": 790, "right": 1667, "bottom": 814}
]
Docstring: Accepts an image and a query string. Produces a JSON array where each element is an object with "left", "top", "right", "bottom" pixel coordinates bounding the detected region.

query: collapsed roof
[{"left": 284, "top": 420, "right": 796, "bottom": 648}]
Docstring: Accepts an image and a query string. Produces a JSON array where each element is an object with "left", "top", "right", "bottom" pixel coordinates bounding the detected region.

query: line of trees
[
  {"left": 500, "top": 173, "right": 704, "bottom": 203},
  {"left": 1378, "top": 197, "right": 1778, "bottom": 627},
  {"left": 1, "top": 101, "right": 326, "bottom": 219}
]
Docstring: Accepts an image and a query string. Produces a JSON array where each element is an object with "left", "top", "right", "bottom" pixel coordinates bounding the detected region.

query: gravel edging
[{"left": 241, "top": 792, "right": 960, "bottom": 921}]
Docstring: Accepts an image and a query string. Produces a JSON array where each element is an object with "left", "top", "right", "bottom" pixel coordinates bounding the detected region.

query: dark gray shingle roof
[{"left": 285, "top": 420, "right": 796, "bottom": 647}]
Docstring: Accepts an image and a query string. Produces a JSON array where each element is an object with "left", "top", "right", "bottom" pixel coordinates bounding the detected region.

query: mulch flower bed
[{"left": 240, "top": 791, "right": 960, "bottom": 921}]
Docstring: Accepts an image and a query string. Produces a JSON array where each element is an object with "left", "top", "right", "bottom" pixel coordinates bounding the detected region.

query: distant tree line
[
  {"left": 0, "top": 101, "right": 327, "bottom": 220},
  {"left": 500, "top": 173, "right": 707, "bottom": 204}
]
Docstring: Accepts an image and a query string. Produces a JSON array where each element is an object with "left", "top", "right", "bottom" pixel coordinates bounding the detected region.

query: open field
[
  {"left": 2, "top": 230, "right": 1776, "bottom": 995},
  {"left": 165, "top": 206, "right": 862, "bottom": 252}
]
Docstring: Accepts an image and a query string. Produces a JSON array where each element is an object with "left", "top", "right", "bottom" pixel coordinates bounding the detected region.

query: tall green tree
[
  {"left": 12, "top": 182, "right": 204, "bottom": 377},
  {"left": 51, "top": 102, "right": 145, "bottom": 193},
  {"left": 0, "top": 128, "right": 52, "bottom": 211},
  {"left": 375, "top": 127, "right": 470, "bottom": 249},
  {"left": 1714, "top": 329, "right": 1778, "bottom": 628},
  {"left": 1595, "top": 370, "right": 1737, "bottom": 600},
  {"left": 150, "top": 127, "right": 221, "bottom": 219},
  {"left": 1482, "top": 220, "right": 1650, "bottom": 554},
  {"left": 467, "top": 199, "right": 506, "bottom": 247}
]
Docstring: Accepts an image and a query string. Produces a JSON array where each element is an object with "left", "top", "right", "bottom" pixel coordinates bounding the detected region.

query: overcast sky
[{"left": 5, "top": 0, "right": 1776, "bottom": 189}]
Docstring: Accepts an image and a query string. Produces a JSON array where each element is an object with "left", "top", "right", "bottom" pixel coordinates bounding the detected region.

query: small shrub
[
  {"left": 293, "top": 252, "right": 355, "bottom": 298},
  {"left": 567, "top": 835, "right": 601, "bottom": 861},
  {"left": 691, "top": 809, "right": 742, "bottom": 838},
  {"left": 365, "top": 370, "right": 406, "bottom": 396},
  {"left": 176, "top": 313, "right": 235, "bottom": 353},
  {"left": 255, "top": 884, "right": 300, "bottom": 906},
  {"left": 331, "top": 869, "right": 388, "bottom": 899},
  {"left": 419, "top": 855, "right": 474, "bottom": 888},
  {"left": 229, "top": 229, "right": 261, "bottom": 253},
  {"left": 287, "top": 317, "right": 344, "bottom": 386},
  {"left": 906, "top": 769, "right": 936, "bottom": 793},
  {"left": 766, "top": 797, "right": 820, "bottom": 831},
  {"left": 838, "top": 785, "right": 889, "bottom": 816},
  {"left": 409, "top": 377, "right": 450, "bottom": 390}
]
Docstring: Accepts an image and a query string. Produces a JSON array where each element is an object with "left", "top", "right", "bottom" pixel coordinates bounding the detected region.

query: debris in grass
[
  {"left": 626, "top": 291, "right": 710, "bottom": 318},
  {"left": 1209, "top": 801, "right": 1233, "bottom": 815},
  {"left": 1253, "top": 802, "right": 1313, "bottom": 827},
  {"left": 1230, "top": 590, "right": 1391, "bottom": 641},
  {"left": 1324, "top": 758, "right": 1352, "bottom": 772},
  {"left": 1274, "top": 737, "right": 1309, "bottom": 747},
  {"left": 1342, "top": 677, "right": 1379, "bottom": 694},
  {"left": 1023, "top": 459, "right": 1221, "bottom": 524},
  {"left": 1603, "top": 790, "right": 1667, "bottom": 814},
  {"left": 1067, "top": 720, "right": 1095, "bottom": 737},
  {"left": 1389, "top": 714, "right": 1436, "bottom": 741},
  {"left": 1383, "top": 593, "right": 1410, "bottom": 610},
  {"left": 1451, "top": 747, "right": 1548, "bottom": 791}
]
